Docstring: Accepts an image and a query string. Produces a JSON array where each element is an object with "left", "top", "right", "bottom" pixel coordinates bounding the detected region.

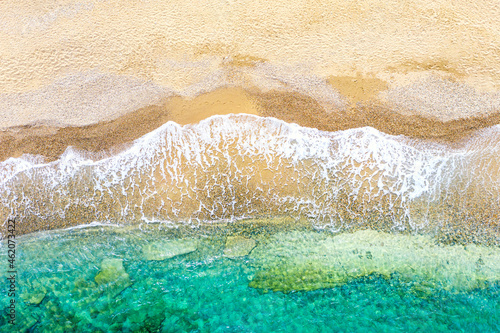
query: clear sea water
[{"left": 1, "top": 226, "right": 498, "bottom": 333}]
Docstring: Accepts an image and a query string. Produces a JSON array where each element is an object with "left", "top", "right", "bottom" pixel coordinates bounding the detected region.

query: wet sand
[{"left": 1, "top": 87, "right": 500, "bottom": 162}]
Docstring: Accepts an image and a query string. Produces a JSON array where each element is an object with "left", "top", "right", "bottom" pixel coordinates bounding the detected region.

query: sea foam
[{"left": 1, "top": 115, "right": 499, "bottom": 239}]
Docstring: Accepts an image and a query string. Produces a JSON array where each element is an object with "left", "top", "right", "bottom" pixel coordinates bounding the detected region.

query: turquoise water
[{"left": 1, "top": 226, "right": 499, "bottom": 332}]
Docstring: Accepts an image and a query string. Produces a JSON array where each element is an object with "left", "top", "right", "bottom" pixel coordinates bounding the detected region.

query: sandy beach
[{"left": 1, "top": 0, "right": 500, "bottom": 162}]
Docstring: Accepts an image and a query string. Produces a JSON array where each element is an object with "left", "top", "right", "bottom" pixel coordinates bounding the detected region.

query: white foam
[{"left": 1, "top": 114, "right": 499, "bottom": 234}]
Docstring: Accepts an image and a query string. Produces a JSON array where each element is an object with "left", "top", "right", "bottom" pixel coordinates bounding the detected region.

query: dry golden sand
[
  {"left": 1, "top": 87, "right": 500, "bottom": 162},
  {"left": 2, "top": 0, "right": 500, "bottom": 93},
  {"left": 1, "top": 0, "right": 500, "bottom": 128}
]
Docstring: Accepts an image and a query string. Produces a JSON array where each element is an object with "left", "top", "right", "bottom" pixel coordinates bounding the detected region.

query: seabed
[{"left": 1, "top": 221, "right": 499, "bottom": 332}]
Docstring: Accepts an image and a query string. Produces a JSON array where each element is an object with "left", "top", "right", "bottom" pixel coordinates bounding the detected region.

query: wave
[{"left": 1, "top": 114, "right": 499, "bottom": 242}]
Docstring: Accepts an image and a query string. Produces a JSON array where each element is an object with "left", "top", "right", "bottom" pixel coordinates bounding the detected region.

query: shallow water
[{"left": 1, "top": 225, "right": 499, "bottom": 332}]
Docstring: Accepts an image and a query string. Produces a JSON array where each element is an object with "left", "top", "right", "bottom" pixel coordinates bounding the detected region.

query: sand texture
[{"left": 1, "top": 0, "right": 500, "bottom": 140}]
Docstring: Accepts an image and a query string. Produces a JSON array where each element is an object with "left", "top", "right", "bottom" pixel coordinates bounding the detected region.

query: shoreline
[
  {"left": 2, "top": 86, "right": 500, "bottom": 162},
  {"left": 1, "top": 107, "right": 499, "bottom": 241}
]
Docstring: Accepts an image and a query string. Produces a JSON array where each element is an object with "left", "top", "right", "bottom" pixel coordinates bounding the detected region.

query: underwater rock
[
  {"left": 249, "top": 230, "right": 500, "bottom": 292},
  {"left": 94, "top": 258, "right": 132, "bottom": 297},
  {"left": 223, "top": 236, "right": 256, "bottom": 258},
  {"left": 21, "top": 287, "right": 47, "bottom": 305},
  {"left": 21, "top": 279, "right": 48, "bottom": 305},
  {"left": 143, "top": 239, "right": 197, "bottom": 261}
]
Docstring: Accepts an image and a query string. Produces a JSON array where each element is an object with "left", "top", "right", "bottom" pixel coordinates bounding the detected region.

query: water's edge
[{"left": 1, "top": 115, "right": 499, "bottom": 245}]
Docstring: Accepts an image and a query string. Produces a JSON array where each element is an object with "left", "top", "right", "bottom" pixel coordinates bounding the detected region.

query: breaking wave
[{"left": 1, "top": 114, "right": 499, "bottom": 241}]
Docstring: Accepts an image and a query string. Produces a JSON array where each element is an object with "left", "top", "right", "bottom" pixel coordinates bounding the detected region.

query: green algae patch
[
  {"left": 21, "top": 285, "right": 47, "bottom": 305},
  {"left": 223, "top": 236, "right": 256, "bottom": 258},
  {"left": 95, "top": 258, "right": 132, "bottom": 297},
  {"left": 249, "top": 230, "right": 500, "bottom": 292},
  {"left": 142, "top": 239, "right": 198, "bottom": 261}
]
